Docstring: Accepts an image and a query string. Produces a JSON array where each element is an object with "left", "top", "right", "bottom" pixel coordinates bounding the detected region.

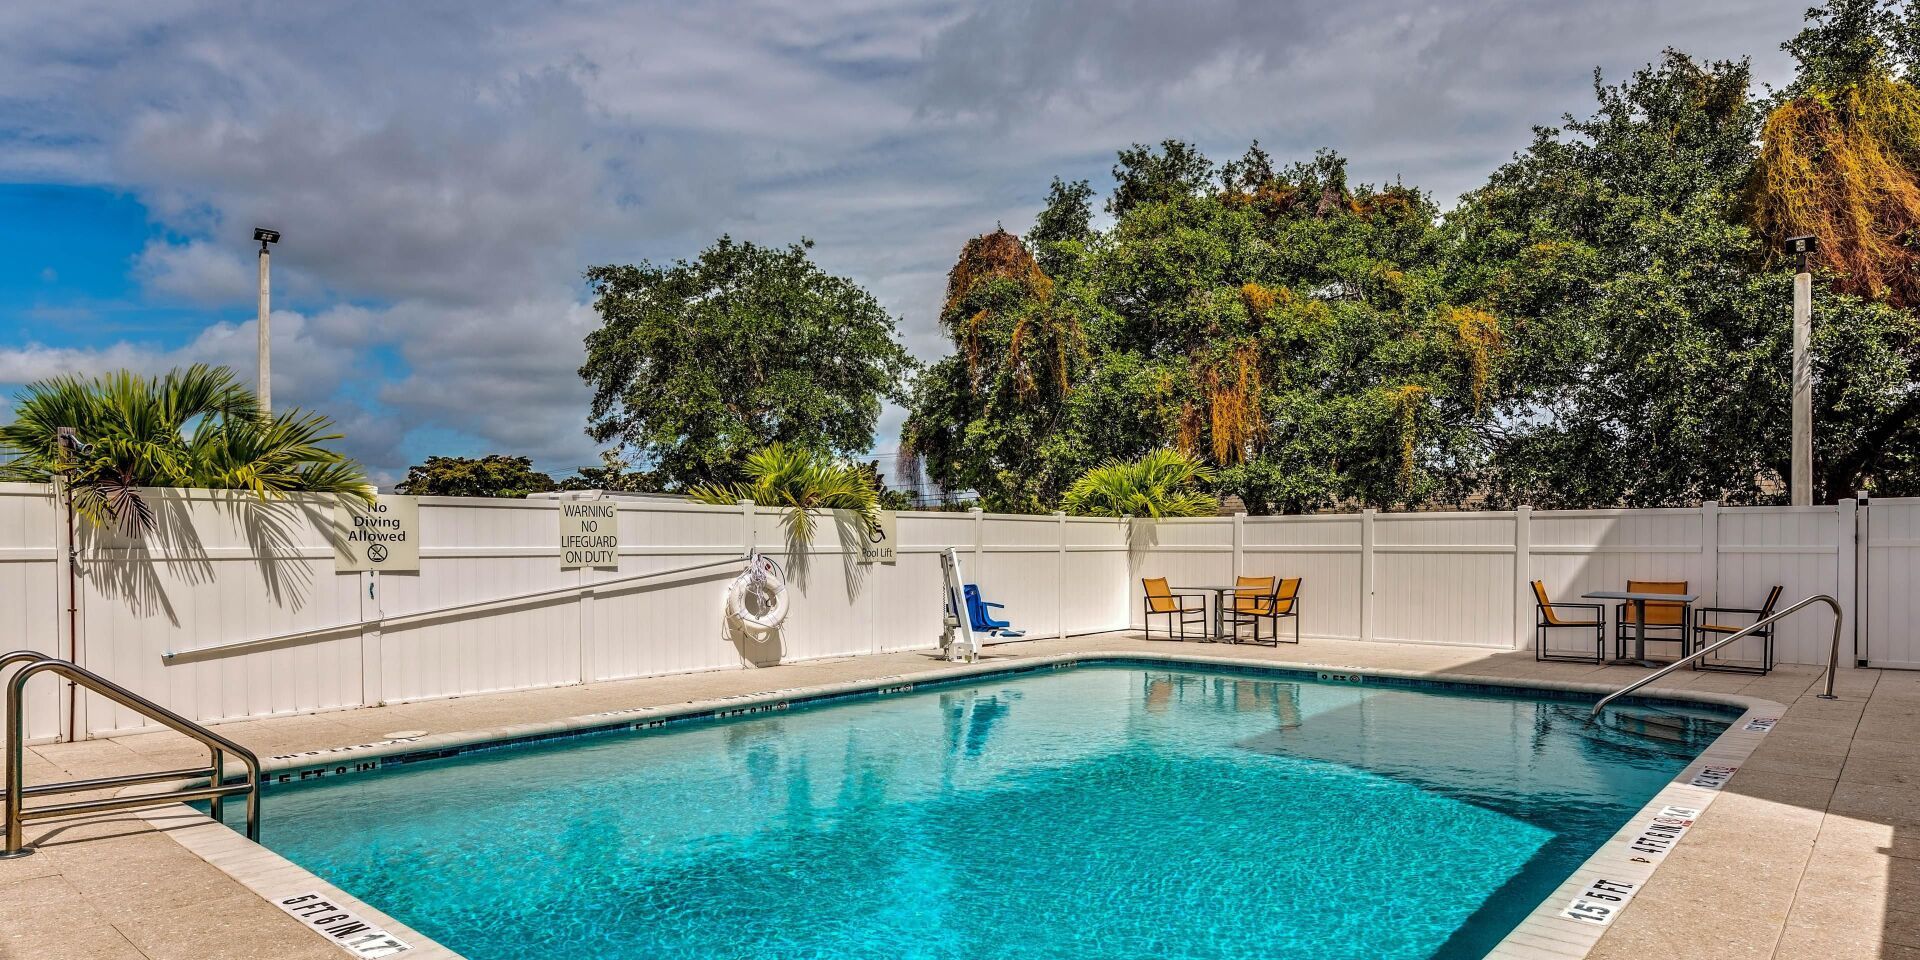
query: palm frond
[
  {"left": 699, "top": 444, "right": 881, "bottom": 546},
  {"left": 1062, "top": 449, "right": 1218, "bottom": 518},
  {"left": 0, "top": 367, "right": 369, "bottom": 532}
]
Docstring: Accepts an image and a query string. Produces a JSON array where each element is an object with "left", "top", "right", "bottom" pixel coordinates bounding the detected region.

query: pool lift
[
  {"left": 940, "top": 548, "right": 981, "bottom": 662},
  {"left": 941, "top": 548, "right": 1029, "bottom": 662}
]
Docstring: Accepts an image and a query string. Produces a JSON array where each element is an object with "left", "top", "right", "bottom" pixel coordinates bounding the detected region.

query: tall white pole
[
  {"left": 257, "top": 241, "right": 272, "bottom": 415},
  {"left": 1791, "top": 263, "right": 1812, "bottom": 506}
]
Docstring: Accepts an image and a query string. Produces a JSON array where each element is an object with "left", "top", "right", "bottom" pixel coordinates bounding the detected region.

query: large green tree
[
  {"left": 1456, "top": 36, "right": 1920, "bottom": 505},
  {"left": 906, "top": 145, "right": 1497, "bottom": 513},
  {"left": 907, "top": 1, "right": 1920, "bottom": 511},
  {"left": 1750, "top": 0, "right": 1920, "bottom": 495},
  {"left": 581, "top": 236, "right": 916, "bottom": 489}
]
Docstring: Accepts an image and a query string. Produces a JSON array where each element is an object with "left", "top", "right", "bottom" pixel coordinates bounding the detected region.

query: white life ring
[{"left": 726, "top": 554, "right": 789, "bottom": 638}]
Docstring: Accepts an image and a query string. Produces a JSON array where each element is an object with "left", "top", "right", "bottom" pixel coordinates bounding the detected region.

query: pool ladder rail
[
  {"left": 1589, "top": 594, "right": 1843, "bottom": 720},
  {"left": 0, "top": 650, "right": 261, "bottom": 859}
]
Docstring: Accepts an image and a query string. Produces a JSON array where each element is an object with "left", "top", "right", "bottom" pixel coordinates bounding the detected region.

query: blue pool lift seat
[{"left": 963, "top": 584, "right": 1025, "bottom": 637}]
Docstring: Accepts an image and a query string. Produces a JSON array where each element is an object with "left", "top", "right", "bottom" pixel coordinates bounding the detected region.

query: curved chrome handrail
[
  {"left": 2, "top": 652, "right": 261, "bottom": 858},
  {"left": 1590, "top": 595, "right": 1843, "bottom": 719}
]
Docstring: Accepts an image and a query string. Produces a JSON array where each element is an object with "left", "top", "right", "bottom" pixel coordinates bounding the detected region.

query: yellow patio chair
[
  {"left": 1692, "top": 585, "right": 1783, "bottom": 675},
  {"left": 1531, "top": 580, "right": 1603, "bottom": 663},
  {"left": 1232, "top": 576, "right": 1301, "bottom": 645},
  {"left": 1142, "top": 577, "right": 1206, "bottom": 641},
  {"left": 1615, "top": 579, "right": 1693, "bottom": 661}
]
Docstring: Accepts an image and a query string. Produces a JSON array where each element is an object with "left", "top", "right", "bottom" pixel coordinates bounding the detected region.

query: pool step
[{"left": 1601, "top": 710, "right": 1695, "bottom": 744}]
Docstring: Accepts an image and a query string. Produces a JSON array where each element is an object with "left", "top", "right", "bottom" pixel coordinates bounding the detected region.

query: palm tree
[
  {"left": 689, "top": 444, "right": 880, "bottom": 545},
  {"left": 1062, "top": 449, "right": 1219, "bottom": 518},
  {"left": 0, "top": 365, "right": 372, "bottom": 533}
]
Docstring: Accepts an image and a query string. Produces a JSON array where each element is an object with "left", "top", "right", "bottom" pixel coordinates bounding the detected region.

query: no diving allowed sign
[{"left": 331, "top": 496, "right": 419, "bottom": 572}]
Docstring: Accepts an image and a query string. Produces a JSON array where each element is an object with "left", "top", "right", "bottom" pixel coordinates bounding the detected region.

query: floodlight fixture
[{"left": 1786, "top": 234, "right": 1816, "bottom": 269}]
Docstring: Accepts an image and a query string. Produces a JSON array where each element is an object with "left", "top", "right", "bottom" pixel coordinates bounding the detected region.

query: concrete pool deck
[{"left": 2, "top": 632, "right": 1914, "bottom": 960}]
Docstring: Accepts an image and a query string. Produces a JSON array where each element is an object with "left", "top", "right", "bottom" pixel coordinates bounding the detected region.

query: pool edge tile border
[
  {"left": 129, "top": 801, "right": 463, "bottom": 959},
  {"left": 145, "top": 649, "right": 1781, "bottom": 960}
]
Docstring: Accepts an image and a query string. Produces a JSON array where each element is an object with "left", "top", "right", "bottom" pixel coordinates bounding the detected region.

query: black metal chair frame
[
  {"left": 1229, "top": 581, "right": 1300, "bottom": 646},
  {"left": 1612, "top": 599, "right": 1692, "bottom": 662},
  {"left": 1534, "top": 597, "right": 1604, "bottom": 663},
  {"left": 1143, "top": 588, "right": 1207, "bottom": 641},
  {"left": 1690, "top": 587, "right": 1783, "bottom": 675}
]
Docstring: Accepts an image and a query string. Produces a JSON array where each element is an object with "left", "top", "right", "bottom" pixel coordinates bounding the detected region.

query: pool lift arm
[{"left": 940, "top": 547, "right": 980, "bottom": 662}]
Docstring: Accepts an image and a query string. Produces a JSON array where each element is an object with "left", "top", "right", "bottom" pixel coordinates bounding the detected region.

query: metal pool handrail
[
  {"left": 1, "top": 652, "right": 262, "bottom": 858},
  {"left": 1590, "top": 594, "right": 1843, "bottom": 719}
]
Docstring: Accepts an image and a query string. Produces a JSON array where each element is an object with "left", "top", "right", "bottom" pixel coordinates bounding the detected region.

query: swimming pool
[{"left": 231, "top": 663, "right": 1733, "bottom": 959}]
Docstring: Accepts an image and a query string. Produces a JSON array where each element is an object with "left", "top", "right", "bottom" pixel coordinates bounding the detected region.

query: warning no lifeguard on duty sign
[{"left": 559, "top": 500, "right": 620, "bottom": 569}]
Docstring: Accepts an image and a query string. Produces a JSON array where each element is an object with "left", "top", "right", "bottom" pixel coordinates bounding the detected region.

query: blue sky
[
  {"left": 0, "top": 0, "right": 1806, "bottom": 486},
  {"left": 0, "top": 185, "right": 237, "bottom": 344}
]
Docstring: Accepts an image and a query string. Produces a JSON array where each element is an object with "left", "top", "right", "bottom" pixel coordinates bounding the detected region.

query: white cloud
[{"left": 135, "top": 239, "right": 256, "bottom": 303}]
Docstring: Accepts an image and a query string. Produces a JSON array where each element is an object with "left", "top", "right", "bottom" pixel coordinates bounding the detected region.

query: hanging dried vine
[
  {"left": 942, "top": 229, "right": 1055, "bottom": 383},
  {"left": 1177, "top": 342, "right": 1266, "bottom": 466},
  {"left": 1446, "top": 306, "right": 1505, "bottom": 414},
  {"left": 1752, "top": 75, "right": 1920, "bottom": 306},
  {"left": 1384, "top": 384, "right": 1429, "bottom": 488}
]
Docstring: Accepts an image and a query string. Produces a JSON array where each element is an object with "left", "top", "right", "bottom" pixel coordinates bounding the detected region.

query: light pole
[
  {"left": 1787, "top": 234, "right": 1816, "bottom": 507},
  {"left": 253, "top": 227, "right": 280, "bottom": 415}
]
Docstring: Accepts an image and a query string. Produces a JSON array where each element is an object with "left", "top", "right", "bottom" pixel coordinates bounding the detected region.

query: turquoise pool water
[{"left": 231, "top": 664, "right": 1730, "bottom": 959}]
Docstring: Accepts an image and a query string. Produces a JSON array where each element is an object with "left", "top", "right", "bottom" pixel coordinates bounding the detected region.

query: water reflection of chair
[
  {"left": 1141, "top": 671, "right": 1303, "bottom": 729},
  {"left": 1145, "top": 676, "right": 1173, "bottom": 713}
]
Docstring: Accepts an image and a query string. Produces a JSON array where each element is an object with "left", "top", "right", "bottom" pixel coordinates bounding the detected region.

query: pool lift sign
[
  {"left": 858, "top": 509, "right": 898, "bottom": 564},
  {"left": 559, "top": 499, "right": 620, "bottom": 569},
  {"left": 331, "top": 496, "right": 419, "bottom": 572}
]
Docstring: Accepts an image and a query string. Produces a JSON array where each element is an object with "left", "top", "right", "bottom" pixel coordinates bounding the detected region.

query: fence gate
[{"left": 1863, "top": 497, "right": 1920, "bottom": 669}]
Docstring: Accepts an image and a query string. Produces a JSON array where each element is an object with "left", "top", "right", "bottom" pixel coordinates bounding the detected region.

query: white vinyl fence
[
  {"left": 0, "top": 482, "right": 1911, "bottom": 743},
  {"left": 0, "top": 484, "right": 1130, "bottom": 741},
  {"left": 1129, "top": 499, "right": 1911, "bottom": 668}
]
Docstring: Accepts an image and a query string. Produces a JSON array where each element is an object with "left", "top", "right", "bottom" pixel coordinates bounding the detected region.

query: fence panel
[
  {"left": 0, "top": 485, "right": 63, "bottom": 741},
  {"left": 1126, "top": 518, "right": 1234, "bottom": 628},
  {"left": 1373, "top": 513, "right": 1518, "bottom": 648},
  {"left": 379, "top": 498, "right": 581, "bottom": 703},
  {"left": 1527, "top": 508, "right": 1710, "bottom": 659},
  {"left": 583, "top": 501, "right": 747, "bottom": 682},
  {"left": 1717, "top": 506, "right": 1843, "bottom": 666},
  {"left": 78, "top": 491, "right": 365, "bottom": 735},
  {"left": 1239, "top": 516, "right": 1364, "bottom": 640},
  {"left": 1866, "top": 498, "right": 1920, "bottom": 669}
]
